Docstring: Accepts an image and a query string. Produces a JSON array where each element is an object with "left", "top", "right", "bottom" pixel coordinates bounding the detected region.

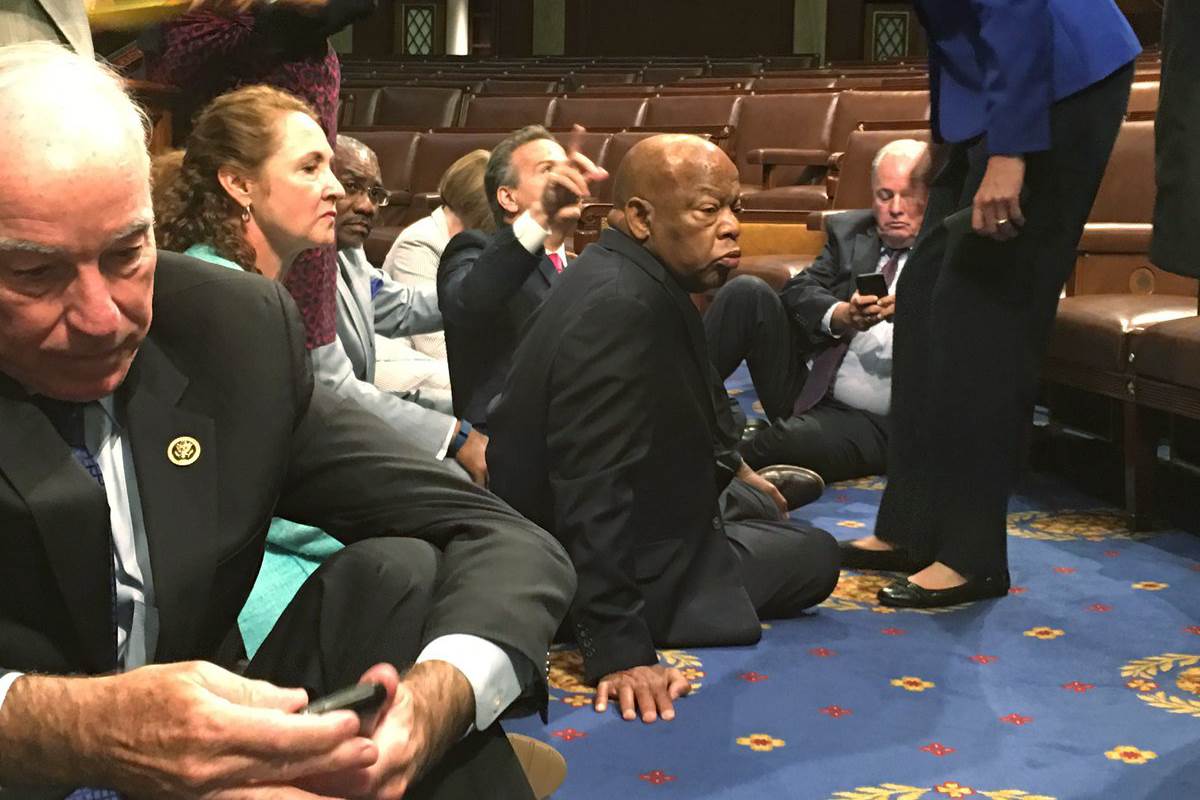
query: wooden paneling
[{"left": 564, "top": 0, "right": 794, "bottom": 57}]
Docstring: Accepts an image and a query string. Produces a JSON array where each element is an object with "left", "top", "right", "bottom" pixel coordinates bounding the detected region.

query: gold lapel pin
[{"left": 167, "top": 435, "right": 201, "bottom": 466}]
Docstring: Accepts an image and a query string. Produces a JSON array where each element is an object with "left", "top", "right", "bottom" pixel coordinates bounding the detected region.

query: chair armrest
[
  {"left": 745, "top": 147, "right": 829, "bottom": 167},
  {"left": 1077, "top": 223, "right": 1153, "bottom": 254},
  {"left": 385, "top": 188, "right": 413, "bottom": 208}
]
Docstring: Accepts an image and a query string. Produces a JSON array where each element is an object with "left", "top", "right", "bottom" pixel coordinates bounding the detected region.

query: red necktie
[{"left": 547, "top": 252, "right": 563, "bottom": 273}]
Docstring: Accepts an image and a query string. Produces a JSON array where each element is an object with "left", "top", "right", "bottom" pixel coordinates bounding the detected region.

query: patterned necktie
[
  {"left": 36, "top": 400, "right": 125, "bottom": 800},
  {"left": 547, "top": 252, "right": 564, "bottom": 273},
  {"left": 881, "top": 248, "right": 903, "bottom": 287}
]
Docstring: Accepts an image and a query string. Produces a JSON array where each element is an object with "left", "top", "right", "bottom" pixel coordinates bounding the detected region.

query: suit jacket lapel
[
  {"left": 601, "top": 230, "right": 720, "bottom": 428},
  {"left": 336, "top": 257, "right": 374, "bottom": 376},
  {"left": 39, "top": 0, "right": 92, "bottom": 57},
  {"left": 119, "top": 338, "right": 217, "bottom": 663},
  {"left": 0, "top": 379, "right": 115, "bottom": 673},
  {"left": 850, "top": 230, "right": 882, "bottom": 278},
  {"left": 536, "top": 254, "right": 559, "bottom": 288}
]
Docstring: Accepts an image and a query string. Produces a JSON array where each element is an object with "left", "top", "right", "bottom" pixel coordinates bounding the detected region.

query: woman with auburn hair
[{"left": 155, "top": 84, "right": 474, "bottom": 654}]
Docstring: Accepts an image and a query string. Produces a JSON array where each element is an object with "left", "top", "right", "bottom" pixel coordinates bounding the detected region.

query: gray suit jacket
[
  {"left": 311, "top": 248, "right": 454, "bottom": 457},
  {"left": 0, "top": 0, "right": 92, "bottom": 58}
]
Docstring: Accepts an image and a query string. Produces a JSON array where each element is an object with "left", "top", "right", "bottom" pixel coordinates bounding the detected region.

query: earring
[{"left": 241, "top": 204, "right": 252, "bottom": 223}]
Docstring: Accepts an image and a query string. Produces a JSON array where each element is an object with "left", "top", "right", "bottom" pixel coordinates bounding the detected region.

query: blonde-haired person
[{"left": 382, "top": 149, "right": 495, "bottom": 363}]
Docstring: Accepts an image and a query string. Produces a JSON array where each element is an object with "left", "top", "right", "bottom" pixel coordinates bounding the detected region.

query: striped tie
[{"left": 36, "top": 399, "right": 125, "bottom": 800}]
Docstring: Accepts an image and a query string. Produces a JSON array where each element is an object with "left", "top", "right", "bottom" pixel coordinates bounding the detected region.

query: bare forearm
[
  {"left": 405, "top": 661, "right": 474, "bottom": 772},
  {"left": 0, "top": 674, "right": 110, "bottom": 786}
]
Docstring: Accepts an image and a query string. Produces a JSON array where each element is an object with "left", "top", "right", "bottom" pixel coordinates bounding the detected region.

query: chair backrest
[
  {"left": 831, "top": 127, "right": 933, "bottom": 210},
  {"left": 461, "top": 95, "right": 556, "bottom": 129},
  {"left": 828, "top": 90, "right": 930, "bottom": 155},
  {"left": 575, "top": 84, "right": 658, "bottom": 95},
  {"left": 374, "top": 86, "right": 465, "bottom": 128},
  {"left": 709, "top": 60, "right": 763, "bottom": 77},
  {"left": 549, "top": 96, "right": 648, "bottom": 129},
  {"left": 733, "top": 92, "right": 840, "bottom": 186},
  {"left": 408, "top": 131, "right": 510, "bottom": 194},
  {"left": 341, "top": 129, "right": 424, "bottom": 227},
  {"left": 338, "top": 87, "right": 381, "bottom": 127},
  {"left": 754, "top": 76, "right": 838, "bottom": 91},
  {"left": 640, "top": 65, "right": 704, "bottom": 84},
  {"left": 480, "top": 78, "right": 560, "bottom": 94},
  {"left": 1089, "top": 119, "right": 1155, "bottom": 223},
  {"left": 1127, "top": 80, "right": 1160, "bottom": 114},
  {"left": 641, "top": 93, "right": 742, "bottom": 128}
]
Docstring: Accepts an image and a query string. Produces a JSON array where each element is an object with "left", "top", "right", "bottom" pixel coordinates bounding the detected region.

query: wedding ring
[{"left": 996, "top": 218, "right": 1010, "bottom": 225}]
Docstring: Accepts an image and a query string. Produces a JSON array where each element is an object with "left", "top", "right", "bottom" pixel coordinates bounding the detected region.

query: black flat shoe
[
  {"left": 741, "top": 418, "right": 769, "bottom": 446},
  {"left": 877, "top": 572, "right": 1011, "bottom": 609},
  {"left": 757, "top": 464, "right": 825, "bottom": 510},
  {"left": 838, "top": 540, "right": 923, "bottom": 573}
]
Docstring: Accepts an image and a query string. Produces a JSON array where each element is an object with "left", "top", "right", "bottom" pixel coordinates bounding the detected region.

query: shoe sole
[{"left": 508, "top": 733, "right": 567, "bottom": 799}]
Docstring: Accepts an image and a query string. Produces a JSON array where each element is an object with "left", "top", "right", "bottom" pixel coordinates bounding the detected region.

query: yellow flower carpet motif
[
  {"left": 1119, "top": 653, "right": 1200, "bottom": 718},
  {"left": 1105, "top": 746, "right": 1158, "bottom": 765},
  {"left": 829, "top": 784, "right": 1056, "bottom": 799},
  {"left": 735, "top": 733, "right": 785, "bottom": 752},
  {"left": 1006, "top": 509, "right": 1153, "bottom": 543},
  {"left": 891, "top": 676, "right": 935, "bottom": 692},
  {"left": 1023, "top": 626, "right": 1065, "bottom": 640}
]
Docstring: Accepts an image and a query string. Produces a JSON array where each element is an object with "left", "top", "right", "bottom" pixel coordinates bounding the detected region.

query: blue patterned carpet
[{"left": 506, "top": 366, "right": 1200, "bottom": 800}]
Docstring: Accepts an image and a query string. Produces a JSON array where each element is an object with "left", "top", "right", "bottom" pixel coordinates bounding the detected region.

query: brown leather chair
[
  {"left": 826, "top": 90, "right": 931, "bottom": 162},
  {"left": 753, "top": 76, "right": 839, "bottom": 91},
  {"left": 734, "top": 92, "right": 839, "bottom": 187},
  {"left": 709, "top": 60, "right": 763, "bottom": 77},
  {"left": 565, "top": 71, "right": 639, "bottom": 91},
  {"left": 480, "top": 78, "right": 561, "bottom": 95},
  {"left": 641, "top": 93, "right": 743, "bottom": 128},
  {"left": 827, "top": 126, "right": 933, "bottom": 210},
  {"left": 338, "top": 87, "right": 380, "bottom": 127},
  {"left": 548, "top": 96, "right": 648, "bottom": 129},
  {"left": 398, "top": 131, "right": 509, "bottom": 225},
  {"left": 339, "top": 130, "right": 423, "bottom": 228},
  {"left": 460, "top": 95, "right": 556, "bottom": 129},
  {"left": 575, "top": 85, "right": 658, "bottom": 95},
  {"left": 640, "top": 66, "right": 704, "bottom": 84},
  {"left": 374, "top": 86, "right": 465, "bottom": 128}
]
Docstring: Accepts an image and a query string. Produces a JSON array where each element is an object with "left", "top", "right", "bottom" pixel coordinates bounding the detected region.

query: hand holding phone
[
  {"left": 301, "top": 682, "right": 387, "bottom": 734},
  {"left": 854, "top": 271, "right": 889, "bottom": 300}
]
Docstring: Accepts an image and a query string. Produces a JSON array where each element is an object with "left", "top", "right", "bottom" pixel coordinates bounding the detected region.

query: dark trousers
[
  {"left": 247, "top": 539, "right": 535, "bottom": 800},
  {"left": 720, "top": 479, "right": 841, "bottom": 617},
  {"left": 875, "top": 63, "right": 1133, "bottom": 577},
  {"left": 704, "top": 275, "right": 889, "bottom": 482}
]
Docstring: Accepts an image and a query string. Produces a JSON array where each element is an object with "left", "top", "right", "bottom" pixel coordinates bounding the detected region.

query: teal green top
[{"left": 185, "top": 243, "right": 345, "bottom": 657}]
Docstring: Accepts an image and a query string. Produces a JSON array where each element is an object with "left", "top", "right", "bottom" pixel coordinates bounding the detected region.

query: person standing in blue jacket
[{"left": 840, "top": 0, "right": 1141, "bottom": 608}]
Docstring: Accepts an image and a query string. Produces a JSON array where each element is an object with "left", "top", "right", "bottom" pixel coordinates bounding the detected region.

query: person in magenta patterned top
[{"left": 144, "top": 0, "right": 376, "bottom": 349}]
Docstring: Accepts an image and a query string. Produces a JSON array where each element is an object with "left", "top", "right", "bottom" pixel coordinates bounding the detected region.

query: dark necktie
[
  {"left": 547, "top": 252, "right": 564, "bottom": 273},
  {"left": 37, "top": 400, "right": 125, "bottom": 800},
  {"left": 792, "top": 248, "right": 904, "bottom": 417}
]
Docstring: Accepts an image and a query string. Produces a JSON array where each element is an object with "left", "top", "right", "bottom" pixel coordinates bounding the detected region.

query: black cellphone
[
  {"left": 855, "top": 271, "right": 889, "bottom": 298},
  {"left": 301, "top": 682, "right": 387, "bottom": 718}
]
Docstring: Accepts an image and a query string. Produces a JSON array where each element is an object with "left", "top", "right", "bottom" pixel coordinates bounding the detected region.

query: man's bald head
[
  {"left": 332, "top": 134, "right": 385, "bottom": 249},
  {"left": 612, "top": 134, "right": 742, "bottom": 292}
]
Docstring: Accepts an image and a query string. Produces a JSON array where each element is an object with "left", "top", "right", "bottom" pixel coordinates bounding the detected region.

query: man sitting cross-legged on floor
[
  {"left": 704, "top": 139, "right": 930, "bottom": 483},
  {"left": 487, "top": 134, "right": 841, "bottom": 726}
]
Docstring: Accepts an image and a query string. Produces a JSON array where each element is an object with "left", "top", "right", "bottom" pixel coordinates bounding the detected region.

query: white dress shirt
[
  {"left": 513, "top": 209, "right": 569, "bottom": 265},
  {"left": 819, "top": 248, "right": 909, "bottom": 417}
]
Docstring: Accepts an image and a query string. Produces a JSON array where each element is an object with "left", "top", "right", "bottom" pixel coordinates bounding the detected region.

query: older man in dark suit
[
  {"left": 487, "top": 134, "right": 840, "bottom": 727},
  {"left": 437, "top": 125, "right": 606, "bottom": 431},
  {"left": 0, "top": 43, "right": 572, "bottom": 800},
  {"left": 704, "top": 139, "right": 930, "bottom": 484}
]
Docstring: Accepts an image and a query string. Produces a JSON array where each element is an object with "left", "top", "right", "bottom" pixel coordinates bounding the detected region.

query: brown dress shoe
[
  {"left": 756, "top": 464, "right": 825, "bottom": 510},
  {"left": 508, "top": 733, "right": 567, "bottom": 799}
]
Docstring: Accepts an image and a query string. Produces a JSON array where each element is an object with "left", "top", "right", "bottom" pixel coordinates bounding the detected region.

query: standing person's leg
[
  {"left": 739, "top": 400, "right": 889, "bottom": 482},
  {"left": 865, "top": 145, "right": 971, "bottom": 559},
  {"left": 247, "top": 538, "right": 536, "bottom": 800},
  {"left": 703, "top": 275, "right": 809, "bottom": 419},
  {"left": 880, "top": 64, "right": 1133, "bottom": 600}
]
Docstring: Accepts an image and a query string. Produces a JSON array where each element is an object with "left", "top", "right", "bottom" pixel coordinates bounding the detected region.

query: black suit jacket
[
  {"left": 0, "top": 252, "right": 573, "bottom": 713},
  {"left": 1151, "top": 0, "right": 1200, "bottom": 277},
  {"left": 437, "top": 225, "right": 560, "bottom": 426},
  {"left": 780, "top": 209, "right": 884, "bottom": 353},
  {"left": 487, "top": 229, "right": 760, "bottom": 684}
]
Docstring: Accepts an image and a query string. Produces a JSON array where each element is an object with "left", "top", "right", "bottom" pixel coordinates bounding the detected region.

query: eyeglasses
[{"left": 341, "top": 178, "right": 390, "bottom": 207}]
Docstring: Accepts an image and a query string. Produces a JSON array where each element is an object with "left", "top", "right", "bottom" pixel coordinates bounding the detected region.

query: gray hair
[
  {"left": 0, "top": 42, "right": 149, "bottom": 170},
  {"left": 484, "top": 125, "right": 555, "bottom": 227},
  {"left": 871, "top": 138, "right": 930, "bottom": 185}
]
